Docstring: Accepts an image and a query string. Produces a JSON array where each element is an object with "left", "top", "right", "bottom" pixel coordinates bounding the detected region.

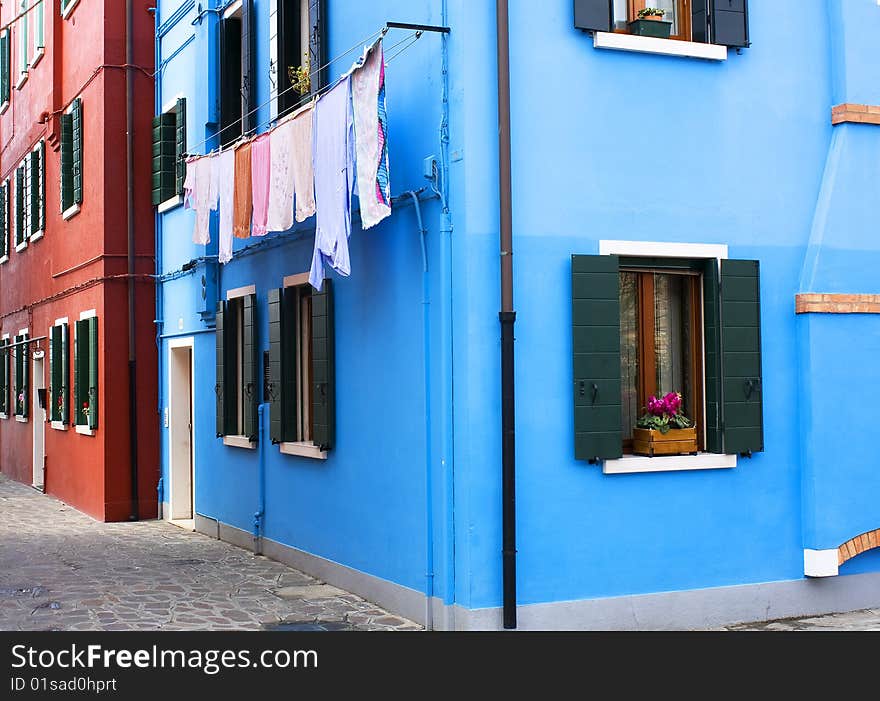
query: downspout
[
  {"left": 406, "top": 190, "right": 434, "bottom": 630},
  {"left": 254, "top": 403, "right": 266, "bottom": 555},
  {"left": 496, "top": 0, "right": 517, "bottom": 630},
  {"left": 126, "top": 0, "right": 140, "bottom": 521}
]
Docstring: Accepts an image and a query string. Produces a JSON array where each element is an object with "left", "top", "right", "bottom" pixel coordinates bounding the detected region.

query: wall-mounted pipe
[{"left": 254, "top": 403, "right": 266, "bottom": 555}]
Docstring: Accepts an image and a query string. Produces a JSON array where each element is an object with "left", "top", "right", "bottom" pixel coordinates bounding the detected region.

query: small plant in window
[
  {"left": 17, "top": 391, "right": 24, "bottom": 415},
  {"left": 629, "top": 7, "right": 672, "bottom": 38},
  {"left": 288, "top": 59, "right": 311, "bottom": 96},
  {"left": 637, "top": 7, "right": 666, "bottom": 20},
  {"left": 633, "top": 392, "right": 697, "bottom": 456},
  {"left": 81, "top": 400, "right": 89, "bottom": 420},
  {"left": 636, "top": 392, "right": 691, "bottom": 433}
]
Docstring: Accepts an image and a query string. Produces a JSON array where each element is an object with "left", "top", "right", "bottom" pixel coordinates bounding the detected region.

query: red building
[{"left": 0, "top": 0, "right": 157, "bottom": 521}]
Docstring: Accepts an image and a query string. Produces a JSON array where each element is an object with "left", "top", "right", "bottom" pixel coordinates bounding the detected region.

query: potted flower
[
  {"left": 82, "top": 401, "right": 90, "bottom": 422},
  {"left": 632, "top": 392, "right": 697, "bottom": 457},
  {"left": 628, "top": 8, "right": 672, "bottom": 39}
]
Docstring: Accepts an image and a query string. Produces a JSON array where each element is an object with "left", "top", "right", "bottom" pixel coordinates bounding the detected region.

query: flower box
[
  {"left": 627, "top": 19, "right": 672, "bottom": 39},
  {"left": 633, "top": 426, "right": 697, "bottom": 457}
]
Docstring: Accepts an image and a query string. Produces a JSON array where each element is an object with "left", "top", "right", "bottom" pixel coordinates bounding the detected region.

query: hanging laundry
[
  {"left": 250, "top": 133, "right": 271, "bottom": 237},
  {"left": 184, "top": 155, "right": 219, "bottom": 245},
  {"left": 309, "top": 76, "right": 355, "bottom": 291},
  {"left": 266, "top": 117, "right": 297, "bottom": 233},
  {"left": 352, "top": 39, "right": 391, "bottom": 229},
  {"left": 233, "top": 141, "right": 253, "bottom": 239},
  {"left": 216, "top": 148, "right": 236, "bottom": 264},
  {"left": 291, "top": 104, "right": 316, "bottom": 223}
]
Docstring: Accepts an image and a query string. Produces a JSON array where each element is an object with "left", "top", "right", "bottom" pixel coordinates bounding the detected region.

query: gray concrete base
[{"left": 193, "top": 512, "right": 880, "bottom": 630}]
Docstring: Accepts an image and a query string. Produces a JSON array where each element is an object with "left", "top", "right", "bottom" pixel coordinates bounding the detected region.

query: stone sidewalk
[{"left": 0, "top": 475, "right": 421, "bottom": 631}]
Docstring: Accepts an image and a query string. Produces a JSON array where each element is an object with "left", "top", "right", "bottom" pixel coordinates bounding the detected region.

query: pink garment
[
  {"left": 216, "top": 149, "right": 236, "bottom": 264},
  {"left": 291, "top": 104, "right": 316, "bottom": 223},
  {"left": 250, "top": 133, "right": 271, "bottom": 236},
  {"left": 266, "top": 118, "right": 297, "bottom": 233},
  {"left": 185, "top": 156, "right": 218, "bottom": 245}
]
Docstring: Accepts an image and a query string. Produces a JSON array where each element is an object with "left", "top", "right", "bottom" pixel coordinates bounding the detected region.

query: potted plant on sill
[
  {"left": 632, "top": 392, "right": 697, "bottom": 457},
  {"left": 628, "top": 8, "right": 672, "bottom": 39}
]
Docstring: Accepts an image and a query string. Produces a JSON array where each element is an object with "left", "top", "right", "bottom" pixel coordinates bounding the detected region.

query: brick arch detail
[{"left": 838, "top": 529, "right": 880, "bottom": 566}]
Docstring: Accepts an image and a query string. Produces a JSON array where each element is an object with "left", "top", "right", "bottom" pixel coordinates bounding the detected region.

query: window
[
  {"left": 49, "top": 321, "right": 70, "bottom": 427},
  {"left": 216, "top": 288, "right": 259, "bottom": 444},
  {"left": 219, "top": 2, "right": 245, "bottom": 146},
  {"left": 60, "top": 98, "right": 83, "bottom": 218},
  {"left": 32, "top": 1, "right": 44, "bottom": 66},
  {"left": 267, "top": 275, "right": 335, "bottom": 455},
  {"left": 613, "top": 0, "right": 690, "bottom": 41},
  {"left": 152, "top": 98, "right": 186, "bottom": 207},
  {"left": 571, "top": 252, "right": 764, "bottom": 466},
  {"left": 29, "top": 141, "right": 45, "bottom": 239},
  {"left": 0, "top": 30, "right": 10, "bottom": 111},
  {"left": 18, "top": 0, "right": 28, "bottom": 82},
  {"left": 0, "top": 180, "right": 8, "bottom": 261},
  {"left": 74, "top": 314, "right": 98, "bottom": 432},
  {"left": 60, "top": 0, "right": 80, "bottom": 19},
  {"left": 14, "top": 162, "right": 28, "bottom": 250},
  {"left": 0, "top": 334, "right": 9, "bottom": 418},
  {"left": 270, "top": 0, "right": 325, "bottom": 119},
  {"left": 13, "top": 330, "right": 29, "bottom": 420}
]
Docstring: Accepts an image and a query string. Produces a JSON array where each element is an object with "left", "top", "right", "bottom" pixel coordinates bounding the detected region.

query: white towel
[
  {"left": 291, "top": 103, "right": 316, "bottom": 223},
  {"left": 216, "top": 149, "right": 236, "bottom": 264},
  {"left": 266, "top": 118, "right": 296, "bottom": 233}
]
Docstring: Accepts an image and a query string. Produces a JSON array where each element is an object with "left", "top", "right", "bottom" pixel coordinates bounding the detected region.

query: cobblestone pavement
[
  {"left": 720, "top": 609, "right": 880, "bottom": 631},
  {"left": 0, "top": 475, "right": 422, "bottom": 632}
]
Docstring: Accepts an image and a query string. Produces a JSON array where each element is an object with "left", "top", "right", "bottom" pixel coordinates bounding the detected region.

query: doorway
[
  {"left": 32, "top": 351, "right": 45, "bottom": 491},
  {"left": 168, "top": 340, "right": 195, "bottom": 529}
]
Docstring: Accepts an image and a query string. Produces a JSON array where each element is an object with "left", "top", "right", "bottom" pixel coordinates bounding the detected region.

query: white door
[
  {"left": 32, "top": 353, "right": 45, "bottom": 490},
  {"left": 169, "top": 345, "right": 194, "bottom": 521}
]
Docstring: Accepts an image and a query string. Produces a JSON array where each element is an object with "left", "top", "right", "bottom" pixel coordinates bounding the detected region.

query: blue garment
[{"left": 309, "top": 76, "right": 355, "bottom": 291}]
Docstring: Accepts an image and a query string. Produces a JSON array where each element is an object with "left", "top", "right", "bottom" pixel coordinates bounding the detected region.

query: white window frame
[
  {"left": 31, "top": 1, "right": 44, "bottom": 69},
  {"left": 61, "top": 0, "right": 81, "bottom": 21},
  {"left": 16, "top": 0, "right": 28, "bottom": 86},
  {"left": 0, "top": 332, "right": 9, "bottom": 419},
  {"left": 0, "top": 29, "right": 10, "bottom": 114},
  {"left": 157, "top": 95, "right": 184, "bottom": 212},
  {"left": 50, "top": 317, "right": 69, "bottom": 430},
  {"left": 597, "top": 240, "right": 737, "bottom": 475},
  {"left": 74, "top": 309, "right": 96, "bottom": 436},
  {"left": 61, "top": 100, "right": 81, "bottom": 221},
  {"left": 222, "top": 285, "right": 256, "bottom": 450},
  {"left": 277, "top": 272, "right": 327, "bottom": 460},
  {"left": 30, "top": 142, "right": 44, "bottom": 241},
  {"left": 14, "top": 327, "right": 29, "bottom": 422},
  {"left": 0, "top": 178, "right": 9, "bottom": 264}
]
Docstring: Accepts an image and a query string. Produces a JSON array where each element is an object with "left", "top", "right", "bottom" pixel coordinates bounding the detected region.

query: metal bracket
[{"left": 385, "top": 21, "right": 450, "bottom": 34}]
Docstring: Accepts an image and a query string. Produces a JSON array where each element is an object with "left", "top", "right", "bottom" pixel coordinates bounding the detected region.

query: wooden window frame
[
  {"left": 613, "top": 0, "right": 693, "bottom": 42},
  {"left": 620, "top": 266, "right": 705, "bottom": 454},
  {"left": 282, "top": 273, "right": 315, "bottom": 446}
]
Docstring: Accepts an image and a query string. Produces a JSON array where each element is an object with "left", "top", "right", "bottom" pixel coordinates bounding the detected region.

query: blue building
[{"left": 154, "top": 0, "right": 880, "bottom": 630}]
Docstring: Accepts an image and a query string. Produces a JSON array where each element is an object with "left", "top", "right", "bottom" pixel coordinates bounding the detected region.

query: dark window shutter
[
  {"left": 711, "top": 0, "right": 749, "bottom": 48},
  {"left": 50, "top": 325, "right": 61, "bottom": 422},
  {"left": 268, "top": 288, "right": 285, "bottom": 443},
  {"left": 75, "top": 320, "right": 88, "bottom": 425},
  {"left": 0, "top": 183, "right": 7, "bottom": 257},
  {"left": 215, "top": 300, "right": 227, "bottom": 436},
  {"left": 277, "top": 0, "right": 304, "bottom": 116},
  {"left": 571, "top": 255, "right": 622, "bottom": 462},
  {"left": 308, "top": 0, "right": 327, "bottom": 92},
  {"left": 37, "top": 141, "right": 45, "bottom": 232},
  {"left": 702, "top": 258, "right": 723, "bottom": 453},
  {"left": 242, "top": 293, "right": 258, "bottom": 441},
  {"left": 241, "top": 0, "right": 256, "bottom": 134},
  {"left": 152, "top": 112, "right": 176, "bottom": 205},
  {"left": 219, "top": 16, "right": 242, "bottom": 146},
  {"left": 0, "top": 339, "right": 7, "bottom": 415},
  {"left": 175, "top": 98, "right": 187, "bottom": 194},
  {"left": 60, "top": 113, "right": 73, "bottom": 212},
  {"left": 0, "top": 31, "right": 8, "bottom": 105},
  {"left": 72, "top": 98, "right": 83, "bottom": 205},
  {"left": 29, "top": 150, "right": 39, "bottom": 235},
  {"left": 720, "top": 259, "right": 763, "bottom": 455},
  {"left": 14, "top": 166, "right": 23, "bottom": 246},
  {"left": 311, "top": 279, "right": 335, "bottom": 451},
  {"left": 74, "top": 322, "right": 81, "bottom": 422},
  {"left": 691, "top": 0, "right": 710, "bottom": 43},
  {"left": 88, "top": 317, "right": 98, "bottom": 429},
  {"left": 13, "top": 335, "right": 21, "bottom": 415},
  {"left": 60, "top": 323, "right": 69, "bottom": 425},
  {"left": 20, "top": 334, "right": 29, "bottom": 419},
  {"left": 573, "top": 0, "right": 612, "bottom": 33}
]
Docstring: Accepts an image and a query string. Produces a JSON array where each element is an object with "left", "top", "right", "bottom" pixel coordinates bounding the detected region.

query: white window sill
[
  {"left": 0, "top": 413, "right": 7, "bottom": 420},
  {"left": 223, "top": 435, "right": 256, "bottom": 450},
  {"left": 30, "top": 230, "right": 43, "bottom": 242},
  {"left": 603, "top": 452, "right": 737, "bottom": 475},
  {"left": 14, "top": 241, "right": 27, "bottom": 253},
  {"left": 0, "top": 255, "right": 7, "bottom": 265},
  {"left": 15, "top": 415, "right": 28, "bottom": 423},
  {"left": 30, "top": 49, "right": 44, "bottom": 70},
  {"left": 75, "top": 425, "right": 95, "bottom": 436},
  {"left": 62, "top": 203, "right": 81, "bottom": 221},
  {"left": 51, "top": 421, "right": 66, "bottom": 431},
  {"left": 15, "top": 72, "right": 28, "bottom": 91},
  {"left": 0, "top": 101, "right": 8, "bottom": 116},
  {"left": 279, "top": 441, "right": 327, "bottom": 460},
  {"left": 158, "top": 195, "right": 183, "bottom": 214},
  {"left": 61, "top": 0, "right": 81, "bottom": 20},
  {"left": 593, "top": 32, "right": 728, "bottom": 62}
]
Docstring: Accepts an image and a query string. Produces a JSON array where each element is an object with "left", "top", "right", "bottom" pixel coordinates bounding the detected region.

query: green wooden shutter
[
  {"left": 13, "top": 335, "right": 21, "bottom": 415},
  {"left": 20, "top": 334, "right": 29, "bottom": 419},
  {"left": 88, "top": 317, "right": 98, "bottom": 429},
  {"left": 152, "top": 112, "right": 176, "bottom": 205},
  {"left": 29, "top": 150, "right": 39, "bottom": 235},
  {"left": 60, "top": 323, "right": 69, "bottom": 425},
  {"left": 241, "top": 0, "right": 256, "bottom": 133},
  {"left": 308, "top": 0, "right": 328, "bottom": 93},
  {"left": 75, "top": 319, "right": 88, "bottom": 425},
  {"left": 720, "top": 259, "right": 763, "bottom": 455},
  {"left": 72, "top": 98, "right": 83, "bottom": 205},
  {"left": 242, "top": 293, "right": 258, "bottom": 441},
  {"left": 215, "top": 300, "right": 227, "bottom": 436},
  {"left": 50, "top": 325, "right": 60, "bottom": 422},
  {"left": 268, "top": 288, "right": 285, "bottom": 444},
  {"left": 571, "top": 255, "right": 622, "bottom": 462},
  {"left": 0, "top": 182, "right": 7, "bottom": 258},
  {"left": 311, "top": 279, "right": 335, "bottom": 451},
  {"left": 175, "top": 98, "right": 187, "bottom": 194},
  {"left": 0, "top": 339, "right": 7, "bottom": 415},
  {"left": 60, "top": 113, "right": 73, "bottom": 212},
  {"left": 0, "top": 30, "right": 9, "bottom": 105},
  {"left": 14, "top": 166, "right": 23, "bottom": 245},
  {"left": 37, "top": 141, "right": 45, "bottom": 232},
  {"left": 703, "top": 258, "right": 723, "bottom": 453}
]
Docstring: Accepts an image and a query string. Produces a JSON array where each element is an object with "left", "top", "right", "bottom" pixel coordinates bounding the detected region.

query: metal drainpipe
[
  {"left": 126, "top": 0, "right": 140, "bottom": 521},
  {"left": 496, "top": 0, "right": 517, "bottom": 630},
  {"left": 254, "top": 403, "right": 266, "bottom": 555}
]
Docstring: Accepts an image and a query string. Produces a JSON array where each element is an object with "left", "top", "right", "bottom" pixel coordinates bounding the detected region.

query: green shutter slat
[
  {"left": 72, "top": 99, "right": 83, "bottom": 205},
  {"left": 311, "top": 279, "right": 335, "bottom": 451},
  {"left": 38, "top": 141, "right": 45, "bottom": 232},
  {"left": 215, "top": 300, "right": 227, "bottom": 437},
  {"left": 573, "top": 0, "right": 613, "bottom": 32},
  {"left": 88, "top": 318, "right": 98, "bottom": 429},
  {"left": 14, "top": 167, "right": 23, "bottom": 245},
  {"left": 0, "top": 31, "right": 9, "bottom": 105},
  {"left": 242, "top": 293, "right": 258, "bottom": 441},
  {"left": 29, "top": 151, "right": 39, "bottom": 235},
  {"left": 60, "top": 113, "right": 73, "bottom": 212},
  {"left": 282, "top": 287, "right": 299, "bottom": 441},
  {"left": 21, "top": 335, "right": 29, "bottom": 419},
  {"left": 175, "top": 98, "right": 187, "bottom": 194},
  {"left": 720, "top": 259, "right": 763, "bottom": 455},
  {"left": 571, "top": 255, "right": 623, "bottom": 462},
  {"left": 0, "top": 183, "right": 7, "bottom": 258},
  {"left": 61, "top": 324, "right": 69, "bottom": 425},
  {"left": 75, "top": 320, "right": 88, "bottom": 426},
  {"left": 13, "top": 336, "right": 20, "bottom": 416},
  {"left": 268, "top": 288, "right": 285, "bottom": 444},
  {"left": 50, "top": 326, "right": 59, "bottom": 422},
  {"left": 240, "top": 0, "right": 256, "bottom": 133},
  {"left": 703, "top": 258, "right": 723, "bottom": 453},
  {"left": 0, "top": 340, "right": 7, "bottom": 416},
  {"left": 712, "top": 0, "right": 750, "bottom": 48}
]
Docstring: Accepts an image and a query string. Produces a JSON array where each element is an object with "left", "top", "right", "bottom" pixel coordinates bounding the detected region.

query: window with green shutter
[
  {"left": 18, "top": 0, "right": 29, "bottom": 77},
  {"left": 0, "top": 181, "right": 9, "bottom": 259},
  {"left": 30, "top": 143, "right": 44, "bottom": 236},
  {"left": 152, "top": 98, "right": 185, "bottom": 207},
  {"left": 60, "top": 99, "right": 82, "bottom": 215},
  {"left": 0, "top": 30, "right": 10, "bottom": 107},
  {"left": 215, "top": 293, "right": 258, "bottom": 441},
  {"left": 0, "top": 337, "right": 8, "bottom": 416},
  {"left": 14, "top": 333, "right": 28, "bottom": 419},
  {"left": 267, "top": 279, "right": 336, "bottom": 451},
  {"left": 14, "top": 166, "right": 24, "bottom": 247},
  {"left": 571, "top": 254, "right": 764, "bottom": 463},
  {"left": 74, "top": 316, "right": 97, "bottom": 430},
  {"left": 60, "top": 112, "right": 73, "bottom": 212},
  {"left": 50, "top": 323, "right": 69, "bottom": 425}
]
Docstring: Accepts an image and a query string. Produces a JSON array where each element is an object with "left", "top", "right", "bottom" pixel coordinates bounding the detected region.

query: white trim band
[{"left": 603, "top": 453, "right": 737, "bottom": 475}]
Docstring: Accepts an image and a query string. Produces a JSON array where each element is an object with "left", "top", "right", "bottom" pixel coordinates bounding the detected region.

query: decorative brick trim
[
  {"left": 795, "top": 293, "right": 880, "bottom": 314},
  {"left": 831, "top": 103, "right": 880, "bottom": 126},
  {"left": 838, "top": 529, "right": 880, "bottom": 566}
]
